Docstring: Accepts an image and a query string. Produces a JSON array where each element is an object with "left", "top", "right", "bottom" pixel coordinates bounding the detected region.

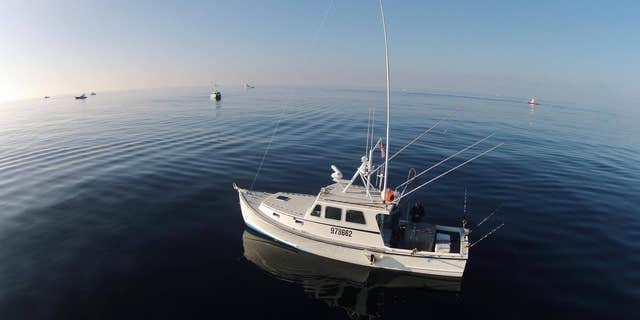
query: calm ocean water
[{"left": 0, "top": 86, "right": 638, "bottom": 319}]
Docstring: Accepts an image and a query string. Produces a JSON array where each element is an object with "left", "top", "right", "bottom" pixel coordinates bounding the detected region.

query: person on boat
[{"left": 410, "top": 201, "right": 425, "bottom": 223}]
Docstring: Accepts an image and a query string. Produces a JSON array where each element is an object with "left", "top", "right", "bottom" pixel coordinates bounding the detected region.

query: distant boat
[
  {"left": 75, "top": 94, "right": 87, "bottom": 100},
  {"left": 43, "top": 96, "right": 50, "bottom": 99},
  {"left": 528, "top": 98, "right": 539, "bottom": 105},
  {"left": 210, "top": 88, "right": 222, "bottom": 101},
  {"left": 244, "top": 83, "right": 255, "bottom": 89},
  {"left": 90, "top": 92, "right": 96, "bottom": 95}
]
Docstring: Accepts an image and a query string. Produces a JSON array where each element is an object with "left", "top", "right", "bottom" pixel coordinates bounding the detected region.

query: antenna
[
  {"left": 365, "top": 107, "right": 371, "bottom": 155},
  {"left": 379, "top": 0, "right": 391, "bottom": 200},
  {"left": 463, "top": 188, "right": 468, "bottom": 216},
  {"left": 371, "top": 107, "right": 375, "bottom": 154}
]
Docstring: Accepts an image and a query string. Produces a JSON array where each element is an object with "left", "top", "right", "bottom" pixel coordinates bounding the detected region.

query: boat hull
[{"left": 238, "top": 189, "right": 467, "bottom": 278}]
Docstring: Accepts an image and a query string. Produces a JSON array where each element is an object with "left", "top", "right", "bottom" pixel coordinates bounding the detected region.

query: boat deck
[
  {"left": 382, "top": 221, "right": 461, "bottom": 253},
  {"left": 242, "top": 190, "right": 272, "bottom": 209},
  {"left": 261, "top": 192, "right": 317, "bottom": 217}
]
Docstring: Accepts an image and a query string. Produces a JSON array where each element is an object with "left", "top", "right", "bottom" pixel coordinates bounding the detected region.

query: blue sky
[{"left": 1, "top": 0, "right": 638, "bottom": 107}]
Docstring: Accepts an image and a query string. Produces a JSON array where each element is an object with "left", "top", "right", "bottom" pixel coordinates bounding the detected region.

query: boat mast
[{"left": 379, "top": 0, "right": 391, "bottom": 200}]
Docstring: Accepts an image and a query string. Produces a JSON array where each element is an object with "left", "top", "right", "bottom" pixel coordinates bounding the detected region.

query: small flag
[{"left": 376, "top": 141, "right": 386, "bottom": 158}]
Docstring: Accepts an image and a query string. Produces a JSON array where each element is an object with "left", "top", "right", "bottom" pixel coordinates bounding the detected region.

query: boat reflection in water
[{"left": 242, "top": 229, "right": 462, "bottom": 319}]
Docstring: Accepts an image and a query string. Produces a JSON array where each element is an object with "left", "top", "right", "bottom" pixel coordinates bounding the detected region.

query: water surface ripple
[{"left": 0, "top": 87, "right": 638, "bottom": 319}]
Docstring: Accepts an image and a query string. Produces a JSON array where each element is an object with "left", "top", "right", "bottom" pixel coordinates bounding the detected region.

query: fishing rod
[
  {"left": 469, "top": 223, "right": 505, "bottom": 248},
  {"left": 474, "top": 204, "right": 502, "bottom": 231}
]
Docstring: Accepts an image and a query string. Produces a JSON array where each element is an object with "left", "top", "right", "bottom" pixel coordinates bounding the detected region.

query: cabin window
[
  {"left": 311, "top": 205, "right": 322, "bottom": 217},
  {"left": 325, "top": 206, "right": 342, "bottom": 220},
  {"left": 346, "top": 210, "right": 366, "bottom": 224},
  {"left": 276, "top": 195, "right": 290, "bottom": 201}
]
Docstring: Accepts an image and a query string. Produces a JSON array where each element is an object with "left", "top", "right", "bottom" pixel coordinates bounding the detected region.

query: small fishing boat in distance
[
  {"left": 528, "top": 98, "right": 539, "bottom": 105},
  {"left": 43, "top": 96, "right": 50, "bottom": 99},
  {"left": 210, "top": 88, "right": 221, "bottom": 101},
  {"left": 90, "top": 92, "right": 96, "bottom": 96},
  {"left": 75, "top": 93, "right": 87, "bottom": 100},
  {"left": 244, "top": 83, "right": 255, "bottom": 89}
]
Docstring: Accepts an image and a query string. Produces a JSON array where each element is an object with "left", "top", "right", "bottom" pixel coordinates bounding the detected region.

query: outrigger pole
[
  {"left": 395, "top": 133, "right": 495, "bottom": 191},
  {"left": 387, "top": 113, "right": 453, "bottom": 163},
  {"left": 379, "top": 0, "right": 391, "bottom": 200},
  {"left": 397, "top": 143, "right": 504, "bottom": 201}
]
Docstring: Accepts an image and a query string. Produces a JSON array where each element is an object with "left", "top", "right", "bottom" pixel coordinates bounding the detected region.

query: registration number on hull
[{"left": 330, "top": 227, "right": 352, "bottom": 237}]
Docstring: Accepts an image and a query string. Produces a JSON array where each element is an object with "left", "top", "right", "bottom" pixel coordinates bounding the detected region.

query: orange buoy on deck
[{"left": 385, "top": 188, "right": 395, "bottom": 202}]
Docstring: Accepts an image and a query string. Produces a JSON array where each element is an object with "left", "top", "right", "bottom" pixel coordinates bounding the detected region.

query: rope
[
  {"left": 250, "top": 106, "right": 286, "bottom": 189},
  {"left": 250, "top": 0, "right": 335, "bottom": 189}
]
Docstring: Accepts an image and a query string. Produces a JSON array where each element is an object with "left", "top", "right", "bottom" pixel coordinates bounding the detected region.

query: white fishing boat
[
  {"left": 210, "top": 87, "right": 221, "bottom": 101},
  {"left": 235, "top": 0, "right": 502, "bottom": 278}
]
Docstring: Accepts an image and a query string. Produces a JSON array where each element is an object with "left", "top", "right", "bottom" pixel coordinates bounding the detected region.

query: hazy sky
[{"left": 1, "top": 0, "right": 638, "bottom": 107}]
